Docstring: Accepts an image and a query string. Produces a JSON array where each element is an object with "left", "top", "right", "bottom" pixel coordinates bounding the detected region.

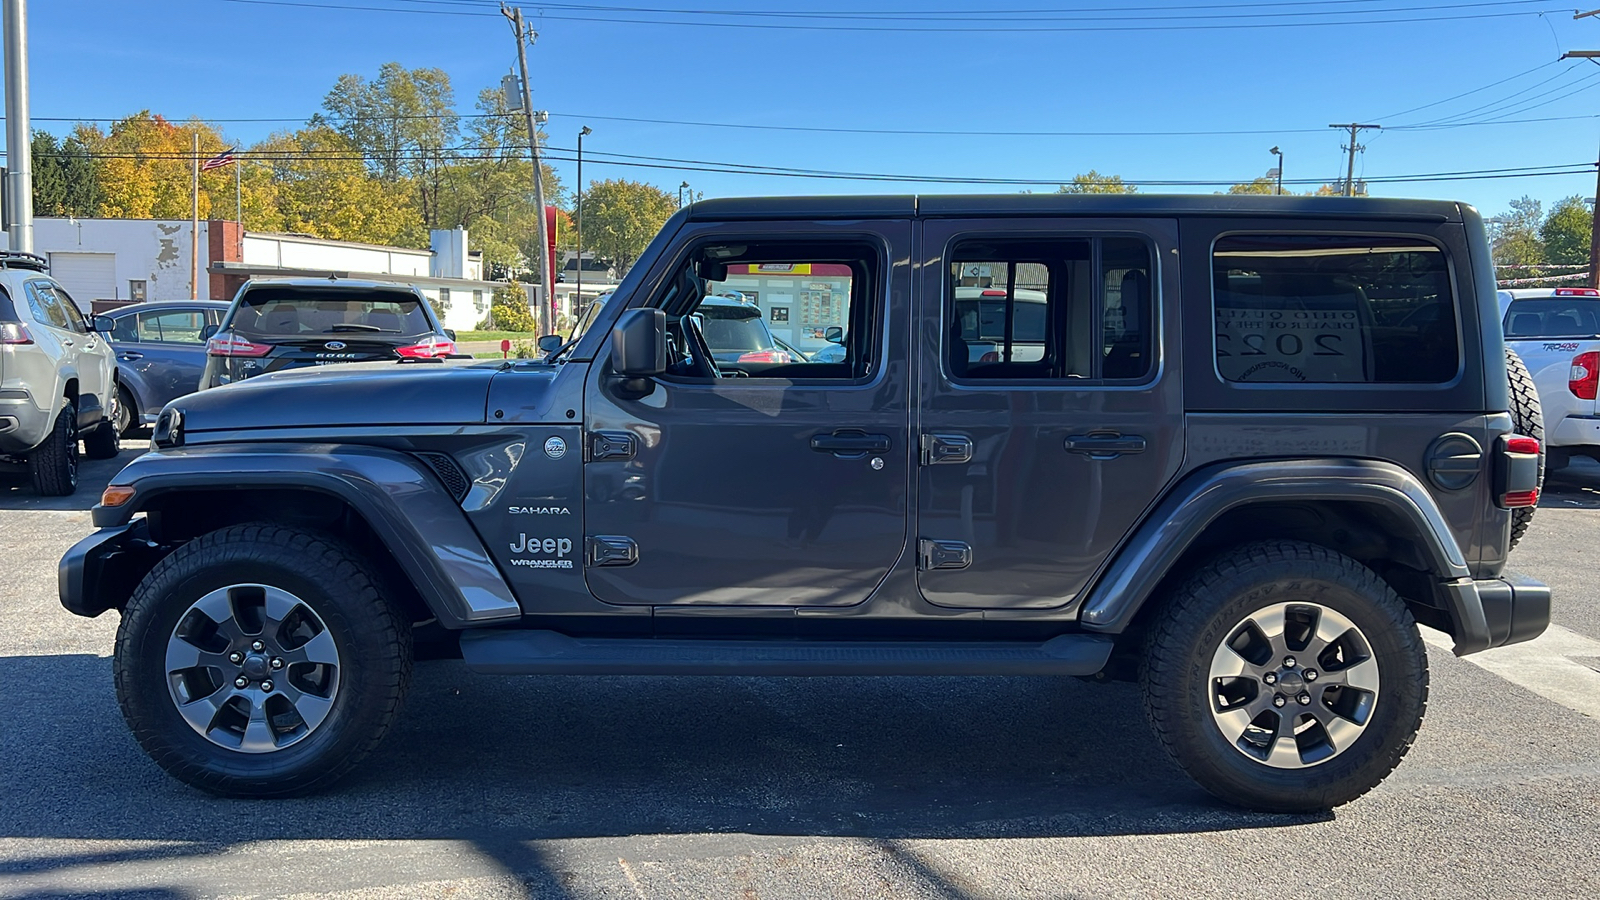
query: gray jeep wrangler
[{"left": 61, "top": 195, "right": 1550, "bottom": 812}]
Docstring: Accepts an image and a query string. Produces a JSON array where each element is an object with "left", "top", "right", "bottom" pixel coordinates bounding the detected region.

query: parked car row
[{"left": 1499, "top": 286, "right": 1600, "bottom": 470}]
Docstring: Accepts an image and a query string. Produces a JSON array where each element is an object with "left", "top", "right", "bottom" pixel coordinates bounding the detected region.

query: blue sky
[{"left": 19, "top": 0, "right": 1600, "bottom": 217}]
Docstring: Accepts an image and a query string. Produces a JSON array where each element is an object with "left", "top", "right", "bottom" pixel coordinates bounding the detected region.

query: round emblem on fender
[
  {"left": 544, "top": 436, "right": 567, "bottom": 459},
  {"left": 324, "top": 340, "right": 347, "bottom": 351}
]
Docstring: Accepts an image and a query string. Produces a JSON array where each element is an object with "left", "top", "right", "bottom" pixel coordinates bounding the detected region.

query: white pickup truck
[{"left": 1499, "top": 286, "right": 1600, "bottom": 470}]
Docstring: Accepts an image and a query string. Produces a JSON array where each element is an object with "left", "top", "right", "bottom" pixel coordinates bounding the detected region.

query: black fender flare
[
  {"left": 67, "top": 442, "right": 522, "bottom": 627},
  {"left": 1076, "top": 458, "right": 1489, "bottom": 652}
]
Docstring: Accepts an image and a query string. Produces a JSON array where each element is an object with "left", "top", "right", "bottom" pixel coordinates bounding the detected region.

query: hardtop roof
[{"left": 683, "top": 194, "right": 1465, "bottom": 222}]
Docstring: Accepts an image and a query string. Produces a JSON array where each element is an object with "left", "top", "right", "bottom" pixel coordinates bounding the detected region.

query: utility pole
[
  {"left": 502, "top": 4, "right": 553, "bottom": 335},
  {"left": 190, "top": 132, "right": 199, "bottom": 299},
  {"left": 1329, "top": 123, "right": 1380, "bottom": 197},
  {"left": 4, "top": 0, "right": 33, "bottom": 254}
]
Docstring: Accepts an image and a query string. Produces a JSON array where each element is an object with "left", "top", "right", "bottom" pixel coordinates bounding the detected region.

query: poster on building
[{"left": 797, "top": 289, "right": 845, "bottom": 339}]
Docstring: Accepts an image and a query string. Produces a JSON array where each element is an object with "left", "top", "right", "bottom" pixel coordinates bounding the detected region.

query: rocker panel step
[{"left": 459, "top": 629, "right": 1114, "bottom": 676}]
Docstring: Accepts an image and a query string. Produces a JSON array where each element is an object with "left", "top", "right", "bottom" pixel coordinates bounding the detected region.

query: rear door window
[
  {"left": 1504, "top": 298, "right": 1600, "bottom": 338},
  {"left": 137, "top": 311, "right": 207, "bottom": 343},
  {"left": 1212, "top": 234, "right": 1459, "bottom": 384}
]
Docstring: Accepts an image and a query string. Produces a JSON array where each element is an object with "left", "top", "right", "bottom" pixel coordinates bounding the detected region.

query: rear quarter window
[
  {"left": 1503, "top": 298, "right": 1600, "bottom": 338},
  {"left": 1212, "top": 234, "right": 1459, "bottom": 384}
]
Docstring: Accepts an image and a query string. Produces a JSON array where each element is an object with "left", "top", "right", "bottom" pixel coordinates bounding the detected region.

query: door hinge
[
  {"left": 587, "top": 535, "right": 639, "bottom": 567},
  {"left": 588, "top": 430, "right": 637, "bottom": 461},
  {"left": 920, "top": 433, "right": 973, "bottom": 466},
  {"left": 918, "top": 538, "right": 972, "bottom": 571}
]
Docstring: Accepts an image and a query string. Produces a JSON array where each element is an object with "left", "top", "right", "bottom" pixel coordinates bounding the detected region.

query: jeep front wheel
[
  {"left": 1141, "top": 540, "right": 1427, "bottom": 812},
  {"left": 114, "top": 524, "right": 411, "bottom": 797}
]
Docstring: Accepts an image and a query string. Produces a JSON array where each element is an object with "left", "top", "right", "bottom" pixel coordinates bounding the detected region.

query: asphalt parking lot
[{"left": 2, "top": 447, "right": 1599, "bottom": 899}]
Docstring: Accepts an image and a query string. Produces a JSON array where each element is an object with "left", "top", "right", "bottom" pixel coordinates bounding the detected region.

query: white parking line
[{"left": 1423, "top": 624, "right": 1600, "bottom": 720}]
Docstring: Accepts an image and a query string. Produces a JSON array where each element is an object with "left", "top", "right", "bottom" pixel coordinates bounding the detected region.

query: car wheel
[
  {"left": 1141, "top": 540, "right": 1427, "bottom": 813},
  {"left": 114, "top": 524, "right": 412, "bottom": 797},
  {"left": 114, "top": 387, "right": 137, "bottom": 437},
  {"left": 83, "top": 393, "right": 122, "bottom": 460},
  {"left": 1506, "top": 347, "right": 1543, "bottom": 551},
  {"left": 28, "top": 402, "right": 78, "bottom": 496}
]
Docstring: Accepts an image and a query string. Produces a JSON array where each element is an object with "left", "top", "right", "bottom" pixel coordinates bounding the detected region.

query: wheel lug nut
[
  {"left": 1304, "top": 669, "right": 1318, "bottom": 681},
  {"left": 228, "top": 652, "right": 243, "bottom": 664},
  {"left": 1297, "top": 693, "right": 1312, "bottom": 706},
  {"left": 271, "top": 657, "right": 284, "bottom": 670},
  {"left": 261, "top": 680, "right": 274, "bottom": 693},
  {"left": 234, "top": 676, "right": 249, "bottom": 689},
  {"left": 1283, "top": 656, "right": 1296, "bottom": 668},
  {"left": 251, "top": 641, "right": 265, "bottom": 652},
  {"left": 1273, "top": 694, "right": 1287, "bottom": 708},
  {"left": 1263, "top": 672, "right": 1277, "bottom": 685}
]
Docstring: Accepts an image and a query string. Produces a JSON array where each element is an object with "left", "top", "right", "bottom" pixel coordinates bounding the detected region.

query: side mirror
[
  {"left": 610, "top": 308, "right": 667, "bottom": 376},
  {"left": 200, "top": 324, "right": 219, "bottom": 341},
  {"left": 443, "top": 328, "right": 457, "bottom": 342},
  {"left": 91, "top": 314, "right": 115, "bottom": 334},
  {"left": 824, "top": 326, "right": 845, "bottom": 345},
  {"left": 537, "top": 334, "right": 564, "bottom": 354}
]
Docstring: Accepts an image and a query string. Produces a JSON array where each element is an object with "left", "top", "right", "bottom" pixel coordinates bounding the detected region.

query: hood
[{"left": 175, "top": 360, "right": 503, "bottom": 434}]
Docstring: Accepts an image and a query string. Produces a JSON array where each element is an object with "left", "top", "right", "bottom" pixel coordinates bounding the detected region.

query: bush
[{"left": 487, "top": 292, "right": 537, "bottom": 332}]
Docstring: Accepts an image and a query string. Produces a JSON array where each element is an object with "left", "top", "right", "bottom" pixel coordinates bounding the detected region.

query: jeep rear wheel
[
  {"left": 114, "top": 524, "right": 411, "bottom": 797},
  {"left": 1142, "top": 540, "right": 1427, "bottom": 812},
  {"left": 28, "top": 402, "right": 78, "bottom": 496}
]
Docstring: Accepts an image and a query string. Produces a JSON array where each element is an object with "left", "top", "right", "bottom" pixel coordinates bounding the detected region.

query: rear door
[
  {"left": 21, "top": 280, "right": 79, "bottom": 404},
  {"left": 914, "top": 218, "right": 1184, "bottom": 609},
  {"left": 117, "top": 308, "right": 212, "bottom": 408}
]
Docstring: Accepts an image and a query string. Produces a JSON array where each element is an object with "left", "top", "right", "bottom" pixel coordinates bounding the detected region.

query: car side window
[
  {"left": 947, "top": 236, "right": 1154, "bottom": 382},
  {"left": 110, "top": 314, "right": 139, "bottom": 342},
  {"left": 25, "top": 282, "right": 71, "bottom": 331},
  {"left": 137, "top": 311, "right": 207, "bottom": 344},
  {"left": 657, "top": 240, "right": 880, "bottom": 380},
  {"left": 47, "top": 285, "right": 89, "bottom": 334}
]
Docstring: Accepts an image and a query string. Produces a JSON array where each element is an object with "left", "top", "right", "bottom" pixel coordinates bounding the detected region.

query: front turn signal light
[{"left": 100, "top": 485, "right": 136, "bottom": 508}]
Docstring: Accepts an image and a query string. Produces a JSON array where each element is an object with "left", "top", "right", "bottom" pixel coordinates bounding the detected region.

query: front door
[
  {"left": 914, "top": 218, "right": 1185, "bottom": 609},
  {"left": 583, "top": 221, "right": 911, "bottom": 606}
]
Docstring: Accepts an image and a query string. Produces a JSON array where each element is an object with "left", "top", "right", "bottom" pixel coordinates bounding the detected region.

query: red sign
[{"left": 545, "top": 205, "right": 559, "bottom": 325}]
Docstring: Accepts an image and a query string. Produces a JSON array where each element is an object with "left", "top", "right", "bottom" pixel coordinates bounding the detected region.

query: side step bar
[{"left": 459, "top": 630, "right": 1114, "bottom": 677}]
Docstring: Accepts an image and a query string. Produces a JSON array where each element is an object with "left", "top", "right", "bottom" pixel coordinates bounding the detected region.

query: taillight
[
  {"left": 1555, "top": 287, "right": 1600, "bottom": 296},
  {"left": 396, "top": 338, "right": 455, "bottom": 359},
  {"left": 735, "top": 350, "right": 791, "bottom": 364},
  {"left": 1570, "top": 351, "right": 1599, "bottom": 400},
  {"left": 1505, "top": 436, "right": 1540, "bottom": 455},
  {"left": 981, "top": 289, "right": 1007, "bottom": 297},
  {"left": 206, "top": 333, "right": 273, "bottom": 357},
  {"left": 1502, "top": 489, "right": 1540, "bottom": 508},
  {"left": 0, "top": 322, "right": 32, "bottom": 344},
  {"left": 1498, "top": 434, "right": 1541, "bottom": 508}
]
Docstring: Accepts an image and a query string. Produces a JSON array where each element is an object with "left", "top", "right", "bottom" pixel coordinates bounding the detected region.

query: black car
[
  {"left": 106, "top": 300, "right": 230, "bottom": 434},
  {"left": 202, "top": 279, "right": 456, "bottom": 389}
]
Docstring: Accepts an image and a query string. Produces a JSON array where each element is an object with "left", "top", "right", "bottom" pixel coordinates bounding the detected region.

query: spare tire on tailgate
[{"left": 1506, "top": 346, "right": 1543, "bottom": 552}]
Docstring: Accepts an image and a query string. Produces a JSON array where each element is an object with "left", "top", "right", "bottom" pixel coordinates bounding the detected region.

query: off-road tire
[
  {"left": 28, "top": 403, "right": 78, "bottom": 496},
  {"left": 1142, "top": 540, "right": 1428, "bottom": 813},
  {"left": 1506, "top": 346, "right": 1543, "bottom": 551},
  {"left": 114, "top": 524, "right": 412, "bottom": 797},
  {"left": 114, "top": 386, "right": 137, "bottom": 436},
  {"left": 83, "top": 393, "right": 121, "bottom": 460}
]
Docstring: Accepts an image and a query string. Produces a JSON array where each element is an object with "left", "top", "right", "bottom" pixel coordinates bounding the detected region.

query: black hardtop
[{"left": 684, "top": 193, "right": 1466, "bottom": 223}]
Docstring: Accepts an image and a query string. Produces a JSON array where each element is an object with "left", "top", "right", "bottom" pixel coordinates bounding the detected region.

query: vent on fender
[{"left": 415, "top": 452, "right": 470, "bottom": 502}]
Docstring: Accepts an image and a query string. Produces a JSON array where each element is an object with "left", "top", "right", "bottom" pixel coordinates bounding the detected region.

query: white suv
[{"left": 0, "top": 253, "right": 121, "bottom": 494}]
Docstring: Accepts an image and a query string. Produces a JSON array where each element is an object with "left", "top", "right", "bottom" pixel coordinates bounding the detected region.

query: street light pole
[
  {"left": 576, "top": 125, "right": 590, "bottom": 316},
  {"left": 679, "top": 180, "right": 690, "bottom": 208},
  {"left": 3, "top": 0, "right": 34, "bottom": 254},
  {"left": 502, "top": 4, "right": 553, "bottom": 335},
  {"left": 1270, "top": 146, "right": 1284, "bottom": 196}
]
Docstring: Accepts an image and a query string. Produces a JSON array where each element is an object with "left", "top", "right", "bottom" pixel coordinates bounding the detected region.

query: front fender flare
[
  {"left": 87, "top": 442, "right": 522, "bottom": 627},
  {"left": 1077, "top": 458, "right": 1486, "bottom": 651}
]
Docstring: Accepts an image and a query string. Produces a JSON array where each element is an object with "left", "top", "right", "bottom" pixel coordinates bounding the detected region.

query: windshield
[
  {"left": 230, "top": 286, "right": 433, "bottom": 337},
  {"left": 1504, "top": 298, "right": 1600, "bottom": 338},
  {"left": 570, "top": 293, "right": 612, "bottom": 343}
]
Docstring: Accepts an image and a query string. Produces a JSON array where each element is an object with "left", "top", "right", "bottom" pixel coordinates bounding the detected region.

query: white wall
[
  {"left": 29, "top": 218, "right": 211, "bottom": 304},
  {"left": 242, "top": 233, "right": 430, "bottom": 277}
]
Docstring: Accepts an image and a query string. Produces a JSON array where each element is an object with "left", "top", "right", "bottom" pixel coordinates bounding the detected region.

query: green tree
[
  {"left": 1540, "top": 195, "right": 1592, "bottom": 266},
  {"left": 1489, "top": 196, "right": 1545, "bottom": 268},
  {"left": 31, "top": 131, "right": 101, "bottom": 217},
  {"left": 1227, "top": 177, "right": 1278, "bottom": 195},
  {"left": 321, "top": 63, "right": 459, "bottom": 228},
  {"left": 253, "top": 125, "right": 425, "bottom": 248},
  {"left": 1057, "top": 170, "right": 1136, "bottom": 194},
  {"left": 76, "top": 112, "right": 234, "bottom": 220},
  {"left": 582, "top": 179, "right": 676, "bottom": 276}
]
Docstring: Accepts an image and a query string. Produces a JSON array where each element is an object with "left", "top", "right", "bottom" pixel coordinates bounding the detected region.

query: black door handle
[
  {"left": 811, "top": 431, "right": 891, "bottom": 456},
  {"left": 119, "top": 352, "right": 144, "bottom": 361},
  {"left": 1066, "top": 432, "right": 1147, "bottom": 459}
]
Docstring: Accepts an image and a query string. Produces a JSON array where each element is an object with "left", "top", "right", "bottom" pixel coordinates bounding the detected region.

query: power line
[{"left": 1373, "top": 59, "right": 1562, "bottom": 121}]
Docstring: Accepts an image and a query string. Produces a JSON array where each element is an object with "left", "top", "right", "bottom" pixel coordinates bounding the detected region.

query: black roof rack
[{"left": 0, "top": 252, "right": 49, "bottom": 272}]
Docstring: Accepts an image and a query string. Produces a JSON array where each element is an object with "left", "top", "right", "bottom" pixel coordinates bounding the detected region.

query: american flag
[{"left": 200, "top": 147, "right": 237, "bottom": 172}]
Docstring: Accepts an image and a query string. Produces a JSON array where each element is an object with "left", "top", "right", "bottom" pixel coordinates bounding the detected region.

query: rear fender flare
[
  {"left": 1077, "top": 458, "right": 1484, "bottom": 648},
  {"left": 92, "top": 442, "right": 522, "bottom": 627}
]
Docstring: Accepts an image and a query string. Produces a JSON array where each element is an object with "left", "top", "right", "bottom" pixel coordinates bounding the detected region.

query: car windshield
[
  {"left": 230, "top": 287, "right": 432, "bottom": 337},
  {"left": 570, "top": 293, "right": 611, "bottom": 342},
  {"left": 1504, "top": 298, "right": 1600, "bottom": 338},
  {"left": 700, "top": 306, "right": 775, "bottom": 353}
]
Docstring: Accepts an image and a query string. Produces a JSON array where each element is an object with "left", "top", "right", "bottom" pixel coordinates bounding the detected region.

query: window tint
[
  {"left": 231, "top": 288, "right": 432, "bottom": 337},
  {"left": 1504, "top": 298, "right": 1600, "bottom": 338},
  {"left": 110, "top": 314, "right": 138, "bottom": 342},
  {"left": 137, "top": 311, "right": 207, "bottom": 343},
  {"left": 947, "top": 237, "right": 1153, "bottom": 381},
  {"left": 1212, "top": 235, "right": 1458, "bottom": 384},
  {"left": 25, "top": 282, "right": 70, "bottom": 330}
]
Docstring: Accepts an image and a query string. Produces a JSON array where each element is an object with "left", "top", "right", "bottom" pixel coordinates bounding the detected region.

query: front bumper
[
  {"left": 59, "top": 521, "right": 161, "bottom": 618},
  {"left": 1442, "top": 572, "right": 1551, "bottom": 656}
]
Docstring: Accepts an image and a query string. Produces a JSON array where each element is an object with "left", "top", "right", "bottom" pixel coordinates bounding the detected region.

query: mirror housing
[
  {"left": 537, "top": 334, "right": 564, "bottom": 353},
  {"left": 609, "top": 308, "right": 667, "bottom": 397},
  {"left": 443, "top": 328, "right": 457, "bottom": 342},
  {"left": 90, "top": 314, "right": 115, "bottom": 334},
  {"left": 200, "top": 323, "right": 219, "bottom": 341},
  {"left": 824, "top": 326, "right": 845, "bottom": 345}
]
